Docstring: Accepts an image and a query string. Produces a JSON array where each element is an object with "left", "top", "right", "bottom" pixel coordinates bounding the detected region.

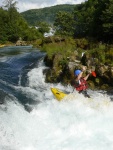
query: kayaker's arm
[
  {"left": 75, "top": 66, "right": 91, "bottom": 81},
  {"left": 83, "top": 69, "right": 92, "bottom": 80},
  {"left": 75, "top": 66, "right": 86, "bottom": 81},
  {"left": 83, "top": 73, "right": 90, "bottom": 81}
]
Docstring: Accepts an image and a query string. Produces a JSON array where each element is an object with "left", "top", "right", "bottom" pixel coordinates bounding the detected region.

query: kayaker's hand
[
  {"left": 87, "top": 69, "right": 92, "bottom": 74},
  {"left": 82, "top": 66, "right": 86, "bottom": 72}
]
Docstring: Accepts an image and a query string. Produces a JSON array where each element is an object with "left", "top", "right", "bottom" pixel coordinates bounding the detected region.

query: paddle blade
[{"left": 92, "top": 71, "right": 96, "bottom": 77}]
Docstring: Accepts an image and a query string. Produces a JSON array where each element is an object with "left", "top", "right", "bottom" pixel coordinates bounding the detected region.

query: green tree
[
  {"left": 2, "top": 0, "right": 20, "bottom": 41},
  {"left": 73, "top": 0, "right": 113, "bottom": 42},
  {"left": 0, "top": 8, "right": 9, "bottom": 42},
  {"left": 23, "top": 26, "right": 42, "bottom": 41},
  {"left": 101, "top": 0, "right": 113, "bottom": 41},
  {"left": 88, "top": 0, "right": 113, "bottom": 42},
  {"left": 3, "top": 0, "right": 17, "bottom": 9},
  {"left": 54, "top": 11, "right": 75, "bottom": 36},
  {"left": 3, "top": 0, "right": 18, "bottom": 22},
  {"left": 36, "top": 21, "right": 50, "bottom": 35},
  {"left": 73, "top": 0, "right": 97, "bottom": 38},
  {"left": 0, "top": 0, "right": 39, "bottom": 42}
]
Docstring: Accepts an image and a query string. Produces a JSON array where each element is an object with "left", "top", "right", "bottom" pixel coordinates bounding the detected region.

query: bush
[{"left": 41, "top": 37, "right": 76, "bottom": 59}]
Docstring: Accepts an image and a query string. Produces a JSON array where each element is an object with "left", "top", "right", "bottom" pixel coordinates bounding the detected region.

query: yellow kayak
[{"left": 51, "top": 88, "right": 68, "bottom": 101}]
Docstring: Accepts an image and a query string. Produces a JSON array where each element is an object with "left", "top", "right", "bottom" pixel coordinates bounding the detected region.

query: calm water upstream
[{"left": 0, "top": 46, "right": 113, "bottom": 150}]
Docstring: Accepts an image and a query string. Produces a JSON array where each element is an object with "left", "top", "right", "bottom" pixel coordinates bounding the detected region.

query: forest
[
  {"left": 53, "top": 0, "right": 113, "bottom": 42},
  {"left": 0, "top": 0, "right": 113, "bottom": 44},
  {"left": 21, "top": 4, "right": 75, "bottom": 25},
  {"left": 0, "top": 0, "right": 50, "bottom": 43}
]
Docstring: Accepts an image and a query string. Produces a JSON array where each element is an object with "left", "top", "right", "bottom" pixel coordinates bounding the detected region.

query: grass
[{"left": 41, "top": 38, "right": 76, "bottom": 59}]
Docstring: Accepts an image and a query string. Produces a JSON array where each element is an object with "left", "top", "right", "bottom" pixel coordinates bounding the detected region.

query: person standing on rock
[{"left": 73, "top": 66, "right": 91, "bottom": 98}]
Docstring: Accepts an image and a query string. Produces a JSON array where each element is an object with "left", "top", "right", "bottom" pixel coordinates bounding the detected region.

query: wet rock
[
  {"left": 43, "top": 49, "right": 113, "bottom": 89},
  {"left": 0, "top": 90, "right": 6, "bottom": 105},
  {"left": 16, "top": 37, "right": 27, "bottom": 46}
]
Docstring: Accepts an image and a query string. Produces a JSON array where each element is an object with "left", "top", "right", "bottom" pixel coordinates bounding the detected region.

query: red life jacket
[{"left": 74, "top": 77, "right": 88, "bottom": 91}]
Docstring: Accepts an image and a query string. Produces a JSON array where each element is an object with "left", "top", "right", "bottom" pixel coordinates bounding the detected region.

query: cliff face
[{"left": 43, "top": 52, "right": 113, "bottom": 90}]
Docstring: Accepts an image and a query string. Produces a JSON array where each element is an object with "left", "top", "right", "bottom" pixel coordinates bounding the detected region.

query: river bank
[{"left": 0, "top": 44, "right": 5, "bottom": 48}]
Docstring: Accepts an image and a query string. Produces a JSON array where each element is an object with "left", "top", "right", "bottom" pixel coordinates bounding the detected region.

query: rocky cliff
[{"left": 43, "top": 51, "right": 113, "bottom": 90}]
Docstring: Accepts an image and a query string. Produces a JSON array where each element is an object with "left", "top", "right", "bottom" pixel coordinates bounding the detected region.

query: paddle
[{"left": 91, "top": 71, "right": 96, "bottom": 77}]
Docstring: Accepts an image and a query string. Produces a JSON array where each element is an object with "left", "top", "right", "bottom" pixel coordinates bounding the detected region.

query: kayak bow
[{"left": 51, "top": 88, "right": 67, "bottom": 101}]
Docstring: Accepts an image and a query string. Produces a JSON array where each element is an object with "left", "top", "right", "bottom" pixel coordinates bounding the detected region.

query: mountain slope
[{"left": 21, "top": 4, "right": 76, "bottom": 25}]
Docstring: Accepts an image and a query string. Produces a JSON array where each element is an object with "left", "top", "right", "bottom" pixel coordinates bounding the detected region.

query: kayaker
[{"left": 73, "top": 66, "right": 91, "bottom": 98}]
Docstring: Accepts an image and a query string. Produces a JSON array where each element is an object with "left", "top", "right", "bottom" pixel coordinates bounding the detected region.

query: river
[{"left": 0, "top": 46, "right": 113, "bottom": 150}]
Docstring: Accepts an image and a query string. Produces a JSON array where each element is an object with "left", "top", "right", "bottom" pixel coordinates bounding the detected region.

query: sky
[{"left": 0, "top": 0, "right": 86, "bottom": 12}]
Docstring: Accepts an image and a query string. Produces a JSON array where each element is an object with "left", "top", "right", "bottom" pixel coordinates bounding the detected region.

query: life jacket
[{"left": 74, "top": 77, "right": 88, "bottom": 91}]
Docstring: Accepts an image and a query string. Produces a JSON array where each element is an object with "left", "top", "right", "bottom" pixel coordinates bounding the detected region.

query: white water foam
[
  {"left": 0, "top": 60, "right": 113, "bottom": 150},
  {"left": 0, "top": 56, "right": 9, "bottom": 62}
]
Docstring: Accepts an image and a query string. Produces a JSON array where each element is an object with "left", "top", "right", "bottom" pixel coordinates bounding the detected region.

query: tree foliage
[
  {"left": 3, "top": 0, "right": 18, "bottom": 10},
  {"left": 54, "top": 11, "right": 75, "bottom": 36},
  {"left": 21, "top": 4, "right": 75, "bottom": 25},
  {"left": 54, "top": 0, "right": 113, "bottom": 42},
  {"left": 73, "top": 0, "right": 113, "bottom": 42},
  {"left": 100, "top": 0, "right": 113, "bottom": 40},
  {"left": 36, "top": 21, "right": 50, "bottom": 34},
  {"left": 0, "top": 0, "right": 46, "bottom": 43},
  {"left": 1, "top": 0, "right": 113, "bottom": 43}
]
